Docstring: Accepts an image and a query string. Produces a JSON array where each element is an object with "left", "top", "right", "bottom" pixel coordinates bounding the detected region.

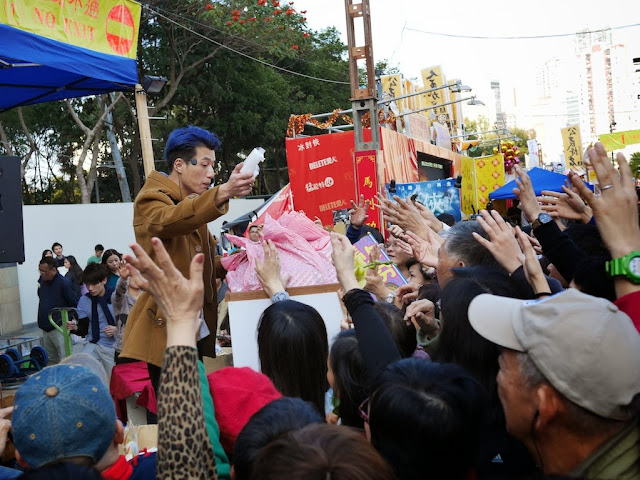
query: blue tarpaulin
[
  {"left": 0, "top": 25, "right": 137, "bottom": 112},
  {"left": 490, "top": 167, "right": 573, "bottom": 200}
]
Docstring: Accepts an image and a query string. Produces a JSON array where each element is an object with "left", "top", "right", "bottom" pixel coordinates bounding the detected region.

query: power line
[
  {"left": 145, "top": 6, "right": 350, "bottom": 85},
  {"left": 404, "top": 23, "right": 640, "bottom": 40}
]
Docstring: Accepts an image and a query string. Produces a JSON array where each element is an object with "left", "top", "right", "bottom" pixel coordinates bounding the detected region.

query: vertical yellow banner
[
  {"left": 561, "top": 125, "right": 583, "bottom": 171},
  {"left": 381, "top": 75, "right": 401, "bottom": 100},
  {"left": 474, "top": 154, "right": 505, "bottom": 211},
  {"left": 421, "top": 66, "right": 446, "bottom": 119},
  {"left": 461, "top": 155, "right": 477, "bottom": 216},
  {"left": 403, "top": 79, "right": 414, "bottom": 112}
]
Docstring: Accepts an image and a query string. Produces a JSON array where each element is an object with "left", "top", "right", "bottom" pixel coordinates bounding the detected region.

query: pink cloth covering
[{"left": 221, "top": 212, "right": 337, "bottom": 292}]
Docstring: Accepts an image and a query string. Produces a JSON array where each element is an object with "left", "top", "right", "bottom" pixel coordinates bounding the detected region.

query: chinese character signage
[
  {"left": 381, "top": 74, "right": 402, "bottom": 111},
  {"left": 598, "top": 129, "right": 640, "bottom": 151},
  {"left": 421, "top": 66, "right": 448, "bottom": 119},
  {"left": 384, "top": 179, "right": 462, "bottom": 222},
  {"left": 2, "top": 0, "right": 141, "bottom": 59},
  {"left": 561, "top": 125, "right": 583, "bottom": 172},
  {"left": 355, "top": 150, "right": 381, "bottom": 231},
  {"left": 353, "top": 233, "right": 408, "bottom": 290},
  {"left": 286, "top": 130, "right": 367, "bottom": 227}
]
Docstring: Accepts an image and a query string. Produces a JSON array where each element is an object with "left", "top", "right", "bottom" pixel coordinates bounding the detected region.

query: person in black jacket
[{"left": 37, "top": 257, "right": 79, "bottom": 364}]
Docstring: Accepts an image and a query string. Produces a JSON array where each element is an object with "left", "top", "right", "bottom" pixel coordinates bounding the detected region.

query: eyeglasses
[{"left": 358, "top": 397, "right": 370, "bottom": 424}]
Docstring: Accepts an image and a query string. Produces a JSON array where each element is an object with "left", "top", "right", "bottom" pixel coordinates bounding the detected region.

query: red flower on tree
[
  {"left": 248, "top": 16, "right": 256, "bottom": 21},
  {"left": 273, "top": 9, "right": 282, "bottom": 14},
  {"left": 300, "top": 9, "right": 306, "bottom": 13},
  {"left": 232, "top": 9, "right": 241, "bottom": 15},
  {"left": 225, "top": 21, "right": 232, "bottom": 25},
  {"left": 239, "top": 19, "right": 245, "bottom": 24},
  {"left": 232, "top": 15, "right": 240, "bottom": 20},
  {"left": 285, "top": 8, "right": 294, "bottom": 15},
  {"left": 272, "top": 0, "right": 279, "bottom": 5},
  {"left": 265, "top": 16, "right": 271, "bottom": 21},
  {"left": 205, "top": 4, "right": 213, "bottom": 10},
  {"left": 303, "top": 32, "right": 309, "bottom": 38},
  {"left": 292, "top": 45, "right": 299, "bottom": 50}
]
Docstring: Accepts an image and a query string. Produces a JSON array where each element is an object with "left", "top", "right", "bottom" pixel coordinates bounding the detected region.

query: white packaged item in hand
[{"left": 240, "top": 147, "right": 266, "bottom": 177}]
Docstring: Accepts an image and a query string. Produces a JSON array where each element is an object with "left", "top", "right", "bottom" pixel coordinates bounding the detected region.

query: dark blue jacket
[{"left": 37, "top": 272, "right": 79, "bottom": 331}]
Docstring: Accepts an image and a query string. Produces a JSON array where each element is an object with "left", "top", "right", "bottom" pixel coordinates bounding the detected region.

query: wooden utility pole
[
  {"left": 344, "top": 0, "right": 379, "bottom": 151},
  {"left": 135, "top": 84, "right": 155, "bottom": 176}
]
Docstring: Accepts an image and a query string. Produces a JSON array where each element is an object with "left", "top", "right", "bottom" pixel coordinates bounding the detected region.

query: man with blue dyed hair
[{"left": 121, "top": 125, "right": 255, "bottom": 395}]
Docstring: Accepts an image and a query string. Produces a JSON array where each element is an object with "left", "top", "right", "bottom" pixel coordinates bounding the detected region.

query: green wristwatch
[
  {"left": 606, "top": 251, "right": 640, "bottom": 284},
  {"left": 531, "top": 212, "right": 553, "bottom": 230}
]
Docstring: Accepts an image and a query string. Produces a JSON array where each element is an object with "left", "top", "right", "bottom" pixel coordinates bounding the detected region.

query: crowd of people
[{"left": 11, "top": 127, "right": 640, "bottom": 479}]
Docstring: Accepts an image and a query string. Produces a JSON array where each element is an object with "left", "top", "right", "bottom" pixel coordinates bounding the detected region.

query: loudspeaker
[{"left": 0, "top": 156, "right": 25, "bottom": 264}]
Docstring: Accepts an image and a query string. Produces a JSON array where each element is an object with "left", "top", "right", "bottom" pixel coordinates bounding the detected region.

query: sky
[{"left": 293, "top": 0, "right": 640, "bottom": 134}]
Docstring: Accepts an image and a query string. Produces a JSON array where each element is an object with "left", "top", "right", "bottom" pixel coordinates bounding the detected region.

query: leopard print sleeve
[{"left": 158, "top": 345, "right": 218, "bottom": 480}]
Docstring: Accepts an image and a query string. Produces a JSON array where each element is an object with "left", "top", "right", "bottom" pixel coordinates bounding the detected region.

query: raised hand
[
  {"left": 539, "top": 186, "right": 592, "bottom": 223},
  {"left": 404, "top": 299, "right": 440, "bottom": 338},
  {"left": 349, "top": 194, "right": 370, "bottom": 228},
  {"left": 330, "top": 233, "right": 360, "bottom": 292},
  {"left": 571, "top": 143, "right": 640, "bottom": 261},
  {"left": 216, "top": 163, "right": 255, "bottom": 205},
  {"left": 414, "top": 202, "right": 445, "bottom": 233},
  {"left": 472, "top": 209, "right": 521, "bottom": 274},
  {"left": 515, "top": 226, "right": 549, "bottom": 295},
  {"left": 124, "top": 238, "right": 204, "bottom": 347},
  {"left": 404, "top": 230, "right": 438, "bottom": 268},
  {"left": 255, "top": 240, "right": 288, "bottom": 298},
  {"left": 375, "top": 194, "right": 430, "bottom": 239},
  {"left": 512, "top": 165, "right": 542, "bottom": 223}
]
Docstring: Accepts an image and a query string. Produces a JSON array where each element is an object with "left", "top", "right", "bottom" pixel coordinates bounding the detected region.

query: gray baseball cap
[{"left": 468, "top": 288, "right": 640, "bottom": 420}]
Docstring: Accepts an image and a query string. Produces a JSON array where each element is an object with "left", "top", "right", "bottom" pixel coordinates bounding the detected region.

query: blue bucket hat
[{"left": 12, "top": 364, "right": 116, "bottom": 468}]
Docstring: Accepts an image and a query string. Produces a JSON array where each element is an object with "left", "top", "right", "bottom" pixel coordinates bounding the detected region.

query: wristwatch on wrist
[
  {"left": 606, "top": 251, "right": 640, "bottom": 284},
  {"left": 385, "top": 292, "right": 396, "bottom": 304},
  {"left": 531, "top": 212, "right": 553, "bottom": 230}
]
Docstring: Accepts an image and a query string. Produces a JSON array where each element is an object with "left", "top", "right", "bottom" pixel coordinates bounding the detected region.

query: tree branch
[{"left": 0, "top": 120, "right": 13, "bottom": 156}]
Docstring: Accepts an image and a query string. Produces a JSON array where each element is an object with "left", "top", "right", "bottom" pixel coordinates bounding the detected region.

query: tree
[{"left": 630, "top": 152, "right": 640, "bottom": 179}]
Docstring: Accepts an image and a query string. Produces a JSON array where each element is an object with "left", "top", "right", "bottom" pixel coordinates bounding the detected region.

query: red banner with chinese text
[
  {"left": 355, "top": 150, "right": 382, "bottom": 231},
  {"left": 286, "top": 130, "right": 372, "bottom": 227}
]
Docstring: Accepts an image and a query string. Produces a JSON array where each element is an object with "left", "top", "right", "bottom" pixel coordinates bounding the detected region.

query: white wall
[{"left": 17, "top": 198, "right": 265, "bottom": 328}]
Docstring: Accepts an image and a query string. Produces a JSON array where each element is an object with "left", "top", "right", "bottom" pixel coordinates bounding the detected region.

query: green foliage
[{"left": 630, "top": 152, "right": 640, "bottom": 178}]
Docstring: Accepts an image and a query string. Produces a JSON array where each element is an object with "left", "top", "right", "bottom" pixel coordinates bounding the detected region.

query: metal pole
[
  {"left": 105, "top": 93, "right": 132, "bottom": 202},
  {"left": 396, "top": 96, "right": 477, "bottom": 118}
]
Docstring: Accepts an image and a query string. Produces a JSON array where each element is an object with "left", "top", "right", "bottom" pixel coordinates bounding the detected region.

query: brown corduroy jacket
[{"left": 120, "top": 171, "right": 228, "bottom": 366}]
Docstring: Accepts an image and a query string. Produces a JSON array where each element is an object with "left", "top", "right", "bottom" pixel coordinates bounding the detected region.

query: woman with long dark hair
[
  {"left": 64, "top": 255, "right": 85, "bottom": 298},
  {"left": 257, "top": 300, "right": 328, "bottom": 415},
  {"left": 327, "top": 329, "right": 368, "bottom": 428},
  {"left": 101, "top": 249, "right": 121, "bottom": 289}
]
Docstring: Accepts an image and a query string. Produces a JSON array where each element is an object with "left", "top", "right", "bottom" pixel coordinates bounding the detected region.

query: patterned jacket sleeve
[{"left": 157, "top": 345, "right": 217, "bottom": 480}]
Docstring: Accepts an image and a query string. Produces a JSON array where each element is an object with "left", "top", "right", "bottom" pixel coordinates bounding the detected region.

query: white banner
[{"left": 527, "top": 139, "right": 540, "bottom": 168}]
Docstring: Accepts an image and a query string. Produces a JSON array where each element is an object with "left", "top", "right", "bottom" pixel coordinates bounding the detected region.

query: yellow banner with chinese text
[
  {"left": 421, "top": 66, "right": 447, "bottom": 120},
  {"left": 561, "top": 125, "right": 583, "bottom": 172},
  {"left": 381, "top": 75, "right": 402, "bottom": 112},
  {"left": 1, "top": 0, "right": 141, "bottom": 59},
  {"left": 598, "top": 130, "right": 640, "bottom": 151}
]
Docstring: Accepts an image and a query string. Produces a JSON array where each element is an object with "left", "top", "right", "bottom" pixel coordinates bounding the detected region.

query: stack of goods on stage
[{"left": 222, "top": 212, "right": 337, "bottom": 292}]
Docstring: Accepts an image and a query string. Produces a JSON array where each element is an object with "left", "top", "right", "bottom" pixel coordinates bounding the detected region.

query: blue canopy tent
[
  {"left": 0, "top": 3, "right": 140, "bottom": 112},
  {"left": 490, "top": 167, "right": 573, "bottom": 200}
]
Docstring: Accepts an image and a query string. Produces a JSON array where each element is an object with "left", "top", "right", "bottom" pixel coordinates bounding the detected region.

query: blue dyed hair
[{"left": 164, "top": 125, "right": 222, "bottom": 171}]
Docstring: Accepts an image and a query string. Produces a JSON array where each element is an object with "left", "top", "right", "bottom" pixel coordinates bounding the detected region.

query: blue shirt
[{"left": 77, "top": 295, "right": 116, "bottom": 348}]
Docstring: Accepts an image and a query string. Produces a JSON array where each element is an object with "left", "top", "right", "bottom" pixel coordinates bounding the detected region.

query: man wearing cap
[
  {"left": 11, "top": 364, "right": 156, "bottom": 478},
  {"left": 468, "top": 289, "right": 640, "bottom": 478}
]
